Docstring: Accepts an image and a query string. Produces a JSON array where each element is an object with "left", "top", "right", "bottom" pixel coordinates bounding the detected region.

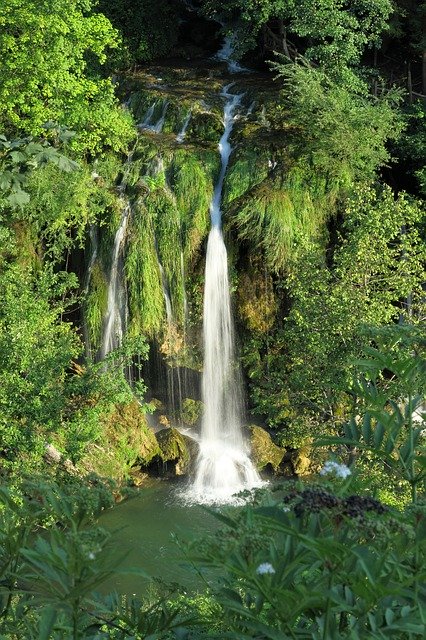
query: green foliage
[
  {"left": 0, "top": 130, "right": 78, "bottom": 209},
  {"left": 201, "top": 0, "right": 393, "bottom": 77},
  {"left": 0, "top": 0, "right": 134, "bottom": 154},
  {"left": 169, "top": 150, "right": 215, "bottom": 264},
  {"left": 395, "top": 102, "right": 426, "bottom": 197},
  {"left": 188, "top": 481, "right": 425, "bottom": 638},
  {"left": 245, "top": 185, "right": 426, "bottom": 429},
  {"left": 274, "top": 61, "right": 403, "bottom": 182},
  {"left": 318, "top": 324, "right": 426, "bottom": 504},
  {"left": 126, "top": 199, "right": 165, "bottom": 337},
  {"left": 231, "top": 169, "right": 330, "bottom": 271},
  {"left": 0, "top": 264, "right": 81, "bottom": 465},
  {"left": 97, "top": 0, "right": 181, "bottom": 64},
  {"left": 0, "top": 480, "right": 192, "bottom": 639},
  {"left": 0, "top": 259, "right": 151, "bottom": 473}
]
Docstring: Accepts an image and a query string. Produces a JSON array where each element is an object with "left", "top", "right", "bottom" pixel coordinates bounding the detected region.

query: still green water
[{"left": 99, "top": 480, "right": 219, "bottom": 595}]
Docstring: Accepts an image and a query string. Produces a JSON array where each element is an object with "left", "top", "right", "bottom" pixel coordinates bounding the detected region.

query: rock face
[
  {"left": 248, "top": 425, "right": 285, "bottom": 473},
  {"left": 151, "top": 427, "right": 198, "bottom": 476},
  {"left": 78, "top": 400, "right": 160, "bottom": 482},
  {"left": 248, "top": 425, "right": 312, "bottom": 477}
]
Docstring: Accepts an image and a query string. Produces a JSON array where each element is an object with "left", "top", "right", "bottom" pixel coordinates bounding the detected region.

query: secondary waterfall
[
  {"left": 187, "top": 85, "right": 261, "bottom": 504},
  {"left": 99, "top": 154, "right": 133, "bottom": 360},
  {"left": 176, "top": 110, "right": 191, "bottom": 143}
]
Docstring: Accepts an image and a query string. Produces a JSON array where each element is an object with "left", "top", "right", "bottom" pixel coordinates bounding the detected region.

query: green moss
[
  {"left": 169, "top": 148, "right": 217, "bottom": 262},
  {"left": 181, "top": 398, "right": 203, "bottom": 426},
  {"left": 237, "top": 265, "right": 277, "bottom": 333},
  {"left": 223, "top": 147, "right": 269, "bottom": 205},
  {"left": 85, "top": 261, "right": 108, "bottom": 352},
  {"left": 187, "top": 110, "right": 223, "bottom": 143},
  {"left": 232, "top": 178, "right": 299, "bottom": 270},
  {"left": 125, "top": 199, "right": 165, "bottom": 337},
  {"left": 79, "top": 401, "right": 160, "bottom": 482},
  {"left": 155, "top": 427, "right": 194, "bottom": 475}
]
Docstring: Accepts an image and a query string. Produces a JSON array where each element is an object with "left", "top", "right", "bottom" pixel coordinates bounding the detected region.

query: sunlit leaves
[
  {"left": 0, "top": 0, "right": 133, "bottom": 154},
  {"left": 0, "top": 131, "right": 78, "bottom": 208}
]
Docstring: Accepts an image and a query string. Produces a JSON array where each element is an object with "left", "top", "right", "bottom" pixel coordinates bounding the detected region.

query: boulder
[
  {"left": 155, "top": 427, "right": 198, "bottom": 476},
  {"left": 288, "top": 448, "right": 311, "bottom": 477},
  {"left": 248, "top": 425, "right": 285, "bottom": 473}
]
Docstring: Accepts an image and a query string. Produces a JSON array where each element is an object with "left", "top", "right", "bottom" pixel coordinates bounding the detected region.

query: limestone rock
[
  {"left": 155, "top": 427, "right": 198, "bottom": 475},
  {"left": 288, "top": 448, "right": 311, "bottom": 477},
  {"left": 248, "top": 425, "right": 285, "bottom": 472}
]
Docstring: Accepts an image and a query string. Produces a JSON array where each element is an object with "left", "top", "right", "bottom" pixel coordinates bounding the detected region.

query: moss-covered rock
[
  {"left": 237, "top": 262, "right": 277, "bottom": 333},
  {"left": 288, "top": 449, "right": 311, "bottom": 477},
  {"left": 248, "top": 425, "right": 285, "bottom": 472},
  {"left": 155, "top": 427, "right": 197, "bottom": 475},
  {"left": 78, "top": 401, "right": 160, "bottom": 482},
  {"left": 187, "top": 110, "right": 223, "bottom": 143}
]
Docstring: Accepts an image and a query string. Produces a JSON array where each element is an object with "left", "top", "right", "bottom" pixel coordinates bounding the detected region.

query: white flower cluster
[
  {"left": 320, "top": 461, "right": 351, "bottom": 479},
  {"left": 256, "top": 562, "right": 276, "bottom": 575}
]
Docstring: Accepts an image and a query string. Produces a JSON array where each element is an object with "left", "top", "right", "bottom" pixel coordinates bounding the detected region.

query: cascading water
[
  {"left": 186, "top": 85, "right": 262, "bottom": 504},
  {"left": 216, "top": 28, "right": 248, "bottom": 74},
  {"left": 99, "top": 155, "right": 133, "bottom": 360},
  {"left": 176, "top": 111, "right": 191, "bottom": 143},
  {"left": 139, "top": 101, "right": 169, "bottom": 133}
]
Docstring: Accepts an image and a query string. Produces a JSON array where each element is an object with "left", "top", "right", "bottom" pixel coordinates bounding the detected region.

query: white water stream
[
  {"left": 99, "top": 154, "right": 134, "bottom": 360},
  {"left": 139, "top": 101, "right": 169, "bottom": 133},
  {"left": 186, "top": 85, "right": 261, "bottom": 504},
  {"left": 176, "top": 111, "right": 191, "bottom": 143}
]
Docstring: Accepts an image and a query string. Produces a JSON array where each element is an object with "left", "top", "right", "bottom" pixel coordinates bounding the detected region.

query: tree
[
  {"left": 244, "top": 185, "right": 426, "bottom": 434},
  {"left": 97, "top": 0, "right": 181, "bottom": 64},
  {"left": 0, "top": 0, "right": 134, "bottom": 155},
  {"left": 201, "top": 0, "right": 393, "bottom": 78}
]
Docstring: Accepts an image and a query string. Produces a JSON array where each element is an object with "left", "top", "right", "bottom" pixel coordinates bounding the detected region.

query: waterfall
[
  {"left": 99, "top": 154, "right": 134, "bottom": 360},
  {"left": 139, "top": 101, "right": 169, "bottom": 133},
  {"left": 186, "top": 85, "right": 261, "bottom": 504},
  {"left": 216, "top": 32, "right": 248, "bottom": 74},
  {"left": 176, "top": 111, "right": 191, "bottom": 143},
  {"left": 139, "top": 102, "right": 156, "bottom": 128},
  {"left": 158, "top": 260, "right": 173, "bottom": 325}
]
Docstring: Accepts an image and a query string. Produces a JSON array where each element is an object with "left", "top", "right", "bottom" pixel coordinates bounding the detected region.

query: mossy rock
[
  {"left": 288, "top": 449, "right": 311, "bottom": 477},
  {"left": 78, "top": 401, "right": 160, "bottom": 483},
  {"left": 248, "top": 425, "right": 285, "bottom": 472},
  {"left": 155, "top": 427, "right": 197, "bottom": 475},
  {"left": 237, "top": 265, "right": 277, "bottom": 333},
  {"left": 187, "top": 111, "right": 223, "bottom": 143}
]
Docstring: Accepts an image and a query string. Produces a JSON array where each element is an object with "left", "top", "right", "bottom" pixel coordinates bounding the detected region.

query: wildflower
[
  {"left": 88, "top": 552, "right": 96, "bottom": 560},
  {"left": 256, "top": 562, "right": 275, "bottom": 575},
  {"left": 320, "top": 461, "right": 351, "bottom": 479}
]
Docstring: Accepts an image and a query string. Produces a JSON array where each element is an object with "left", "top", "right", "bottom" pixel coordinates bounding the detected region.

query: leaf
[
  {"left": 373, "top": 421, "right": 385, "bottom": 449},
  {"left": 9, "top": 151, "right": 27, "bottom": 164},
  {"left": 385, "top": 608, "right": 395, "bottom": 626},
  {"left": 38, "top": 606, "right": 57, "bottom": 640},
  {"left": 0, "top": 172, "right": 12, "bottom": 191},
  {"left": 50, "top": 153, "right": 78, "bottom": 172},
  {"left": 362, "top": 412, "right": 372, "bottom": 445},
  {"left": 7, "top": 189, "right": 30, "bottom": 207},
  {"left": 58, "top": 129, "right": 76, "bottom": 142}
]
